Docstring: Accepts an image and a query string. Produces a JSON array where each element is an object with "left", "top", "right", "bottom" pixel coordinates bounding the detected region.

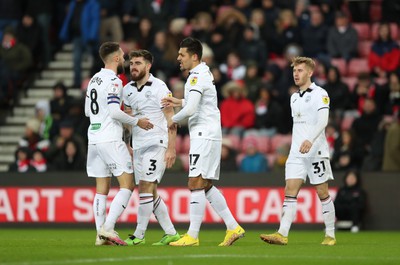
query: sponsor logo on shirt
[
  {"left": 90, "top": 123, "right": 101, "bottom": 130},
  {"left": 190, "top": 76, "right": 198, "bottom": 86},
  {"left": 322, "top": 96, "right": 330, "bottom": 104}
]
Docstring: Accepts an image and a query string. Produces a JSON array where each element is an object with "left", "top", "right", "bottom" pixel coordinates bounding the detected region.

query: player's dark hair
[
  {"left": 99, "top": 42, "right": 120, "bottom": 62},
  {"left": 180, "top": 37, "right": 203, "bottom": 60},
  {"left": 128, "top": 49, "right": 154, "bottom": 64}
]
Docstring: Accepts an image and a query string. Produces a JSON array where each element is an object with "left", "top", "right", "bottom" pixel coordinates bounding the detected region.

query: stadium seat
[
  {"left": 358, "top": 40, "right": 372, "bottom": 58},
  {"left": 181, "top": 135, "right": 190, "bottom": 154},
  {"left": 342, "top": 76, "right": 358, "bottom": 92},
  {"left": 224, "top": 134, "right": 241, "bottom": 150},
  {"left": 241, "top": 135, "right": 270, "bottom": 154},
  {"left": 371, "top": 23, "right": 399, "bottom": 40},
  {"left": 347, "top": 58, "right": 369, "bottom": 77},
  {"left": 270, "top": 134, "right": 292, "bottom": 153},
  {"left": 175, "top": 135, "right": 183, "bottom": 154},
  {"left": 331, "top": 58, "right": 347, "bottom": 77},
  {"left": 179, "top": 154, "right": 189, "bottom": 172},
  {"left": 352, "top": 23, "right": 370, "bottom": 41}
]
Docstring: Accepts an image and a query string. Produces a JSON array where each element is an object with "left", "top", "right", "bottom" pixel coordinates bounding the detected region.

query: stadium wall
[{"left": 0, "top": 171, "right": 398, "bottom": 230}]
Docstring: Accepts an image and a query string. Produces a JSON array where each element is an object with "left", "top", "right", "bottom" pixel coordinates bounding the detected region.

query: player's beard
[
  {"left": 117, "top": 63, "right": 124, "bottom": 75},
  {"left": 131, "top": 69, "right": 146, "bottom": 81}
]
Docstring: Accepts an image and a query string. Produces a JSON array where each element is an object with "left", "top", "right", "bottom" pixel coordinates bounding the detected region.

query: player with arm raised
[
  {"left": 85, "top": 42, "right": 153, "bottom": 246},
  {"left": 122, "top": 50, "right": 180, "bottom": 246},
  {"left": 260, "top": 57, "right": 336, "bottom": 246},
  {"left": 162, "top": 37, "right": 245, "bottom": 247}
]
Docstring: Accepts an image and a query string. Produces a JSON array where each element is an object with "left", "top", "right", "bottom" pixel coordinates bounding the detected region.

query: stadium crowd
[{"left": 1, "top": 0, "right": 399, "bottom": 173}]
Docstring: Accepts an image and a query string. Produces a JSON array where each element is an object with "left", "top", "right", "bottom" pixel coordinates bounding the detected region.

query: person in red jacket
[
  {"left": 220, "top": 81, "right": 255, "bottom": 137},
  {"left": 368, "top": 22, "right": 400, "bottom": 78}
]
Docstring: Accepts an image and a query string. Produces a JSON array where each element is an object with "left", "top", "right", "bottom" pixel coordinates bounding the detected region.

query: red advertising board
[{"left": 0, "top": 187, "right": 336, "bottom": 223}]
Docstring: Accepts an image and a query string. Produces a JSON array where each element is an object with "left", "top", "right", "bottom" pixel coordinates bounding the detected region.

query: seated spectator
[
  {"left": 219, "top": 51, "right": 246, "bottom": 81},
  {"left": 30, "top": 149, "right": 47, "bottom": 172},
  {"left": 149, "top": 31, "right": 178, "bottom": 80},
  {"left": 35, "top": 100, "right": 53, "bottom": 140},
  {"left": 243, "top": 61, "right": 263, "bottom": 103},
  {"left": 220, "top": 81, "right": 255, "bottom": 137},
  {"left": 8, "top": 147, "right": 34, "bottom": 173},
  {"left": 51, "top": 139, "right": 85, "bottom": 171},
  {"left": 382, "top": 112, "right": 400, "bottom": 171},
  {"left": 215, "top": 7, "right": 246, "bottom": 52},
  {"left": 17, "top": 14, "right": 42, "bottom": 69},
  {"left": 332, "top": 129, "right": 364, "bottom": 171},
  {"left": 382, "top": 72, "right": 400, "bottom": 116},
  {"left": 191, "top": 12, "right": 213, "bottom": 43},
  {"left": 240, "top": 139, "right": 269, "bottom": 173},
  {"left": 350, "top": 73, "right": 377, "bottom": 114},
  {"left": 220, "top": 138, "right": 238, "bottom": 172},
  {"left": 368, "top": 23, "right": 400, "bottom": 78},
  {"left": 18, "top": 118, "right": 50, "bottom": 152},
  {"left": 301, "top": 7, "right": 329, "bottom": 59},
  {"left": 324, "top": 66, "right": 351, "bottom": 119},
  {"left": 237, "top": 23, "right": 267, "bottom": 72},
  {"left": 326, "top": 11, "right": 358, "bottom": 61},
  {"left": 50, "top": 82, "right": 73, "bottom": 137},
  {"left": 334, "top": 170, "right": 367, "bottom": 233},
  {"left": 0, "top": 26, "right": 33, "bottom": 107},
  {"left": 254, "top": 87, "right": 282, "bottom": 137}
]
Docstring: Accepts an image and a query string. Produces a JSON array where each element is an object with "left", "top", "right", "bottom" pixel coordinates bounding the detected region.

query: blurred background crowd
[{"left": 0, "top": 0, "right": 399, "bottom": 175}]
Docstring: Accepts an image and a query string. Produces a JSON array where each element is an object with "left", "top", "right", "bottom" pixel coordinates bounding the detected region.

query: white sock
[
  {"left": 153, "top": 196, "right": 176, "bottom": 235},
  {"left": 206, "top": 186, "right": 238, "bottom": 230},
  {"left": 103, "top": 188, "right": 132, "bottom": 232},
  {"left": 278, "top": 196, "right": 297, "bottom": 237},
  {"left": 321, "top": 196, "right": 336, "bottom": 238},
  {"left": 187, "top": 190, "right": 206, "bottom": 239},
  {"left": 134, "top": 193, "right": 154, "bottom": 239},
  {"left": 93, "top": 193, "right": 107, "bottom": 232}
]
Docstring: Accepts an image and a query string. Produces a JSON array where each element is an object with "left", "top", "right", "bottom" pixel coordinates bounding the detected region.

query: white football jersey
[
  {"left": 184, "top": 62, "right": 222, "bottom": 140},
  {"left": 123, "top": 74, "right": 172, "bottom": 150},
  {"left": 289, "top": 82, "right": 330, "bottom": 158},
  {"left": 85, "top": 68, "right": 124, "bottom": 144}
]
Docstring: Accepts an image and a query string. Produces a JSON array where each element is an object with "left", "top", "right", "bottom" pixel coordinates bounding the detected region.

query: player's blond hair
[{"left": 291, "top": 57, "right": 315, "bottom": 71}]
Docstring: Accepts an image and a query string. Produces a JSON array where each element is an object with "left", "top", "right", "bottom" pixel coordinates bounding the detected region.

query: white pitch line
[{"left": 2, "top": 254, "right": 400, "bottom": 265}]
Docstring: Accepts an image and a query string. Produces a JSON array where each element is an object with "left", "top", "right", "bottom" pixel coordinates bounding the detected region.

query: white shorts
[
  {"left": 87, "top": 141, "right": 133, "bottom": 178},
  {"left": 285, "top": 156, "right": 334, "bottom": 185},
  {"left": 133, "top": 146, "right": 166, "bottom": 185},
  {"left": 188, "top": 138, "right": 221, "bottom": 180}
]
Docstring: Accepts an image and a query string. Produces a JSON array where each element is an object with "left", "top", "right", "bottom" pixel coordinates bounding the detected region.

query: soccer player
[
  {"left": 260, "top": 57, "right": 336, "bottom": 246},
  {"left": 162, "top": 37, "right": 245, "bottom": 246},
  {"left": 85, "top": 42, "right": 153, "bottom": 246},
  {"left": 122, "top": 50, "right": 180, "bottom": 246}
]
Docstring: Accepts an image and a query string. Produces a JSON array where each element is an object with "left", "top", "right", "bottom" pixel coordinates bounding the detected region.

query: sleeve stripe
[
  {"left": 189, "top": 89, "right": 203, "bottom": 95},
  {"left": 108, "top": 101, "right": 120, "bottom": 104},
  {"left": 318, "top": 107, "right": 329, "bottom": 111},
  {"left": 107, "top": 96, "right": 120, "bottom": 99}
]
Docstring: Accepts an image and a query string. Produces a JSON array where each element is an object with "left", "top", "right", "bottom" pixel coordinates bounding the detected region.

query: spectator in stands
[
  {"left": 220, "top": 138, "right": 238, "bottom": 172},
  {"left": 0, "top": 0, "right": 23, "bottom": 39},
  {"left": 24, "top": 0, "right": 53, "bottom": 68},
  {"left": 35, "top": 100, "right": 53, "bottom": 140},
  {"left": 240, "top": 138, "right": 268, "bottom": 173},
  {"left": 17, "top": 14, "right": 42, "bottom": 70},
  {"left": 243, "top": 61, "right": 263, "bottom": 103},
  {"left": 208, "top": 27, "right": 229, "bottom": 64},
  {"left": 51, "top": 139, "right": 85, "bottom": 171},
  {"left": 326, "top": 11, "right": 358, "bottom": 62},
  {"left": 268, "top": 9, "right": 301, "bottom": 57},
  {"left": 8, "top": 147, "right": 34, "bottom": 173},
  {"left": 121, "top": 0, "right": 140, "bottom": 41},
  {"left": 98, "top": 0, "right": 123, "bottom": 43},
  {"left": 215, "top": 6, "right": 247, "bottom": 52},
  {"left": 324, "top": 66, "right": 351, "bottom": 119},
  {"left": 382, "top": 0, "right": 400, "bottom": 24},
  {"left": 30, "top": 149, "right": 47, "bottom": 172},
  {"left": 18, "top": 118, "right": 50, "bottom": 152},
  {"left": 135, "top": 17, "right": 155, "bottom": 50},
  {"left": 334, "top": 169, "right": 367, "bottom": 233},
  {"left": 59, "top": 0, "right": 100, "bottom": 88},
  {"left": 382, "top": 112, "right": 400, "bottom": 171},
  {"left": 191, "top": 12, "right": 213, "bottom": 44},
  {"left": 254, "top": 87, "right": 282, "bottom": 137},
  {"left": 382, "top": 72, "right": 400, "bottom": 116},
  {"left": 0, "top": 26, "right": 32, "bottom": 107},
  {"left": 220, "top": 81, "right": 255, "bottom": 137},
  {"left": 149, "top": 31, "right": 178, "bottom": 80},
  {"left": 301, "top": 7, "right": 329, "bottom": 60},
  {"left": 350, "top": 73, "right": 377, "bottom": 114},
  {"left": 49, "top": 82, "right": 73, "bottom": 137},
  {"left": 351, "top": 98, "right": 382, "bottom": 155},
  {"left": 249, "top": 8, "right": 268, "bottom": 45},
  {"left": 219, "top": 51, "right": 246, "bottom": 81},
  {"left": 237, "top": 23, "right": 267, "bottom": 72},
  {"left": 136, "top": 0, "right": 178, "bottom": 32},
  {"left": 368, "top": 23, "right": 400, "bottom": 78},
  {"left": 347, "top": 0, "right": 371, "bottom": 23},
  {"left": 332, "top": 129, "right": 364, "bottom": 171},
  {"left": 46, "top": 119, "right": 86, "bottom": 164},
  {"left": 210, "top": 65, "right": 227, "bottom": 104}
]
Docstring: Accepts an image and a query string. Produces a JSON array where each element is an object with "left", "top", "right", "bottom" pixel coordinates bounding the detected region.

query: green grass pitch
[{"left": 1, "top": 229, "right": 400, "bottom": 265}]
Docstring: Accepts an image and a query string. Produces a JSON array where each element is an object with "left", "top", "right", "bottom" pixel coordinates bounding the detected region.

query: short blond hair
[{"left": 291, "top": 56, "right": 315, "bottom": 71}]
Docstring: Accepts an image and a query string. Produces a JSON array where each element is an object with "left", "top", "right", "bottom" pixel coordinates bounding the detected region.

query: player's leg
[
  {"left": 260, "top": 157, "right": 305, "bottom": 245},
  {"left": 316, "top": 182, "right": 336, "bottom": 245},
  {"left": 152, "top": 189, "right": 180, "bottom": 246}
]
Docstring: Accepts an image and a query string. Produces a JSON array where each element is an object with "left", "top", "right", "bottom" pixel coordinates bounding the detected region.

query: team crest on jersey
[
  {"left": 111, "top": 83, "right": 119, "bottom": 92},
  {"left": 322, "top": 96, "right": 330, "bottom": 104},
  {"left": 145, "top": 91, "right": 152, "bottom": 98},
  {"left": 190, "top": 76, "right": 198, "bottom": 86},
  {"left": 305, "top": 95, "right": 311, "bottom": 103}
]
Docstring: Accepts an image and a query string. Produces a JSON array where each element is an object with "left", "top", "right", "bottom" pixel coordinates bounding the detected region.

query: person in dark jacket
[{"left": 334, "top": 170, "right": 367, "bottom": 233}]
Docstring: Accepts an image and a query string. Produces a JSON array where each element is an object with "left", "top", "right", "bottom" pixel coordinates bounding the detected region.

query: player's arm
[
  {"left": 170, "top": 89, "right": 202, "bottom": 125},
  {"left": 163, "top": 105, "right": 177, "bottom": 168},
  {"left": 161, "top": 96, "right": 183, "bottom": 108},
  {"left": 122, "top": 103, "right": 133, "bottom": 155},
  {"left": 299, "top": 108, "right": 329, "bottom": 154}
]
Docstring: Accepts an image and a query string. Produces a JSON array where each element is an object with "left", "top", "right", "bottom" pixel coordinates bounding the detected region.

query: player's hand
[
  {"left": 299, "top": 140, "right": 312, "bottom": 154},
  {"left": 161, "top": 96, "right": 182, "bottom": 108},
  {"left": 164, "top": 148, "right": 176, "bottom": 168},
  {"left": 137, "top": 118, "right": 154, "bottom": 130},
  {"left": 168, "top": 122, "right": 178, "bottom": 131}
]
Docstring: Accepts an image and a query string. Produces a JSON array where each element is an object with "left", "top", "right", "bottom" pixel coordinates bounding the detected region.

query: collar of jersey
[
  {"left": 189, "top": 62, "right": 207, "bottom": 75},
  {"left": 298, "top": 82, "right": 316, "bottom": 97},
  {"left": 131, "top": 74, "right": 153, "bottom": 92}
]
